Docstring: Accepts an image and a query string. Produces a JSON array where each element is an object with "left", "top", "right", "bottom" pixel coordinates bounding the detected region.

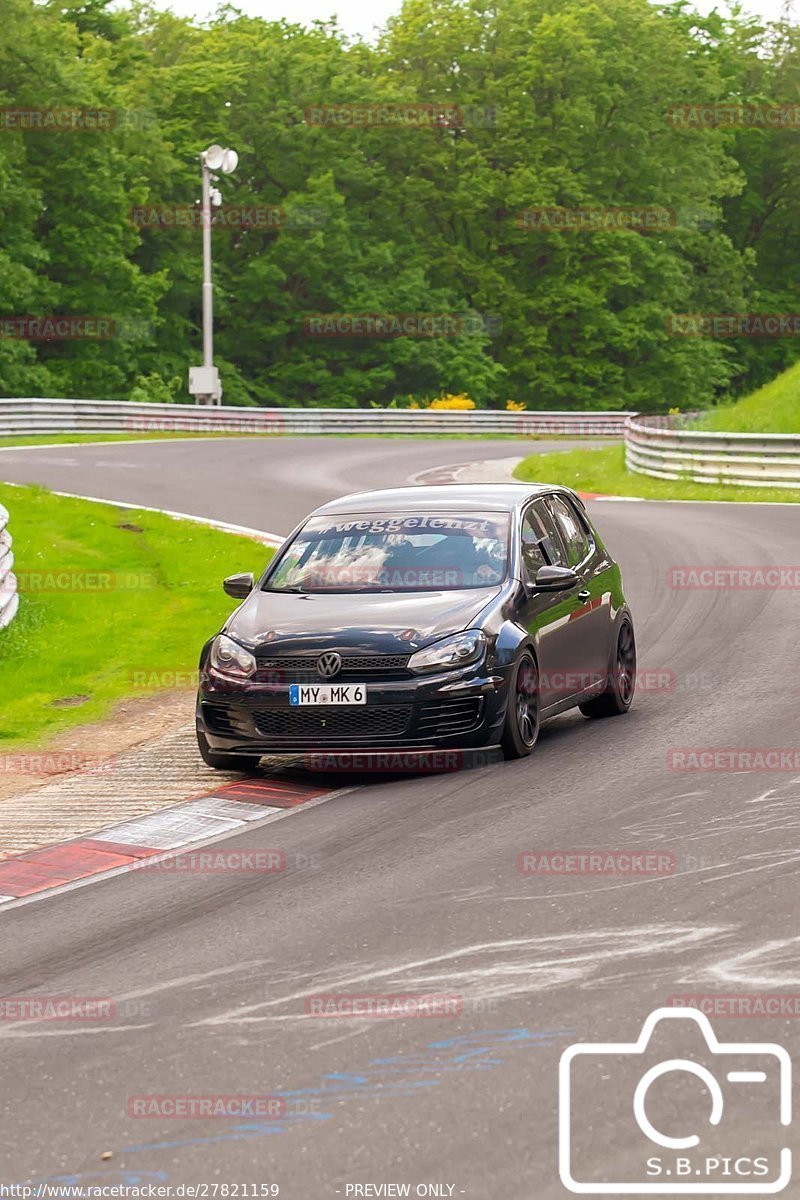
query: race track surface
[{"left": 1, "top": 437, "right": 798, "bottom": 1198}]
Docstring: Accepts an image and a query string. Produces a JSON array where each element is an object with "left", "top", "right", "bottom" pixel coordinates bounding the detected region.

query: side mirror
[
  {"left": 223, "top": 572, "right": 255, "bottom": 599},
  {"left": 532, "top": 564, "right": 579, "bottom": 591}
]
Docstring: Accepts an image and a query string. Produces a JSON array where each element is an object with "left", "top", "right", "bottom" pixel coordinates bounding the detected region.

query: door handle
[{"left": 577, "top": 589, "right": 591, "bottom": 601}]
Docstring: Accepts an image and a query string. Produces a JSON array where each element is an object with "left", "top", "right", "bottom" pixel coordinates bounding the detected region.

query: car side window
[
  {"left": 520, "top": 509, "right": 547, "bottom": 579},
  {"left": 525, "top": 502, "right": 567, "bottom": 568},
  {"left": 547, "top": 495, "right": 592, "bottom": 568}
]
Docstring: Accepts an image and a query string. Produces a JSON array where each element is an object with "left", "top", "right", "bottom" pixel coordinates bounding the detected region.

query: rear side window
[{"left": 547, "top": 495, "right": 592, "bottom": 568}]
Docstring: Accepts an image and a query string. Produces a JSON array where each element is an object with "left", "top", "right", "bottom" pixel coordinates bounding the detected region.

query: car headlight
[
  {"left": 408, "top": 630, "right": 486, "bottom": 674},
  {"left": 209, "top": 634, "right": 256, "bottom": 678}
]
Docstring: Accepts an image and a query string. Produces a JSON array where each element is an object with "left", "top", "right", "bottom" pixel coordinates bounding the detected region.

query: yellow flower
[
  {"left": 426, "top": 393, "right": 476, "bottom": 410},
  {"left": 505, "top": 400, "right": 526, "bottom": 412}
]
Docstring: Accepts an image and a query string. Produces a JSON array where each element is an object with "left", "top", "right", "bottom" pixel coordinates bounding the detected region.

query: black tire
[
  {"left": 197, "top": 730, "right": 262, "bottom": 772},
  {"left": 579, "top": 617, "right": 636, "bottom": 718},
  {"left": 501, "top": 651, "right": 540, "bottom": 759}
]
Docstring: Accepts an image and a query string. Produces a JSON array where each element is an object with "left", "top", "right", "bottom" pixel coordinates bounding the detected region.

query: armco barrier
[
  {"left": 0, "top": 398, "right": 632, "bottom": 438},
  {"left": 0, "top": 502, "right": 18, "bottom": 631},
  {"left": 625, "top": 414, "right": 800, "bottom": 489},
  {"left": 2, "top": 399, "right": 795, "bottom": 489}
]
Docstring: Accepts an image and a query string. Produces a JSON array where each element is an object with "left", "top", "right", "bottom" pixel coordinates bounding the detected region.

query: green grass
[
  {"left": 0, "top": 484, "right": 273, "bottom": 749},
  {"left": 695, "top": 360, "right": 800, "bottom": 433},
  {"left": 513, "top": 443, "right": 800, "bottom": 502}
]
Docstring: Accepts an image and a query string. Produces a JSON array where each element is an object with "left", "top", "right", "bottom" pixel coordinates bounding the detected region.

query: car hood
[{"left": 225, "top": 586, "right": 502, "bottom": 656}]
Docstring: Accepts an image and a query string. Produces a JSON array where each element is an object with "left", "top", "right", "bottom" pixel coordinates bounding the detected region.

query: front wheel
[
  {"left": 197, "top": 730, "right": 262, "bottom": 772},
  {"left": 501, "top": 651, "right": 540, "bottom": 759},
  {"left": 579, "top": 617, "right": 636, "bottom": 718}
]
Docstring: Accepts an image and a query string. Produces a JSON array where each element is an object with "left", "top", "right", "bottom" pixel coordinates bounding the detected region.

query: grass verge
[
  {"left": 0, "top": 484, "right": 272, "bottom": 750},
  {"left": 694, "top": 360, "right": 800, "bottom": 433},
  {"left": 513, "top": 443, "right": 800, "bottom": 502}
]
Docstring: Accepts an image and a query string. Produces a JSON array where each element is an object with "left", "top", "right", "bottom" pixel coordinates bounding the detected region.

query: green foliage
[
  {"left": 129, "top": 372, "right": 182, "bottom": 404},
  {"left": 0, "top": 0, "right": 798, "bottom": 409}
]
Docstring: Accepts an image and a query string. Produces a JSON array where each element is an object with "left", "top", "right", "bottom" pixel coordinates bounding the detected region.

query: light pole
[{"left": 188, "top": 143, "right": 238, "bottom": 406}]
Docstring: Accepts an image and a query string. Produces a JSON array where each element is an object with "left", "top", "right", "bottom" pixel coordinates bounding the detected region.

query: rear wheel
[
  {"left": 579, "top": 617, "right": 636, "bottom": 718},
  {"left": 501, "top": 651, "right": 540, "bottom": 759},
  {"left": 197, "top": 730, "right": 262, "bottom": 772}
]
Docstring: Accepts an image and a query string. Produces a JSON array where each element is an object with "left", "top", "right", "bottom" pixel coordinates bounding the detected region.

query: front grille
[
  {"left": 417, "top": 698, "right": 483, "bottom": 737},
  {"left": 257, "top": 654, "right": 411, "bottom": 682},
  {"left": 252, "top": 705, "right": 412, "bottom": 742}
]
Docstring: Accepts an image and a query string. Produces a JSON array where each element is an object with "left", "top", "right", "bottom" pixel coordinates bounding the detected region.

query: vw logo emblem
[{"left": 316, "top": 651, "right": 342, "bottom": 679}]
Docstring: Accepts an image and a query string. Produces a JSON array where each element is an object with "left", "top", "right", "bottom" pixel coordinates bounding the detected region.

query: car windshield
[{"left": 264, "top": 513, "right": 510, "bottom": 593}]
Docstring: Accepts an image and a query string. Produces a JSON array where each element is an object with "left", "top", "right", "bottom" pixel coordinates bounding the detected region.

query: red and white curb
[
  {"left": 0, "top": 483, "right": 299, "bottom": 908},
  {"left": 0, "top": 774, "right": 350, "bottom": 910},
  {"left": 410, "top": 457, "right": 629, "bottom": 499}
]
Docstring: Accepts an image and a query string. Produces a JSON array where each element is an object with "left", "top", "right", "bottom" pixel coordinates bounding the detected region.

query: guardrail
[
  {"left": 625, "top": 414, "right": 800, "bottom": 489},
  {"left": 0, "top": 502, "right": 18, "bottom": 631},
  {"left": 0, "top": 398, "right": 632, "bottom": 438},
  {"left": 3, "top": 399, "right": 796, "bottom": 489}
]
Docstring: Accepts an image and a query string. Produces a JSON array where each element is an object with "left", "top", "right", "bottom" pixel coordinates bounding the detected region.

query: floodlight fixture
[{"left": 221, "top": 148, "right": 238, "bottom": 174}]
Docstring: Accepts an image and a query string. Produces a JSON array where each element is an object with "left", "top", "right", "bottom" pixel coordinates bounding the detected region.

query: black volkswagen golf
[{"left": 196, "top": 483, "right": 636, "bottom": 768}]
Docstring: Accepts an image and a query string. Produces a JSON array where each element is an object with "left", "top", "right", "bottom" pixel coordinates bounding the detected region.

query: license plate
[{"left": 289, "top": 684, "right": 367, "bottom": 706}]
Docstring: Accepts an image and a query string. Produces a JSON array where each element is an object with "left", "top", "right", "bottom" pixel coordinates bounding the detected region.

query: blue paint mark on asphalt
[
  {"left": 124, "top": 1026, "right": 573, "bottom": 1156},
  {"left": 21, "top": 1027, "right": 574, "bottom": 1189}
]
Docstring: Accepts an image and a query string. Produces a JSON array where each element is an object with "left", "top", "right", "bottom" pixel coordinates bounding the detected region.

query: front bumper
[{"left": 197, "top": 664, "right": 509, "bottom": 756}]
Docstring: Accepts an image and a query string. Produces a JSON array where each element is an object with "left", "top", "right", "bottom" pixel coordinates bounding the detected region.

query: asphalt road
[
  {"left": 1, "top": 437, "right": 799, "bottom": 1198},
  {"left": 0, "top": 436, "right": 588, "bottom": 532}
]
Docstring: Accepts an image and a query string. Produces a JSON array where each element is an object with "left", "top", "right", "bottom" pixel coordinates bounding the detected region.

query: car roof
[{"left": 310, "top": 482, "right": 579, "bottom": 516}]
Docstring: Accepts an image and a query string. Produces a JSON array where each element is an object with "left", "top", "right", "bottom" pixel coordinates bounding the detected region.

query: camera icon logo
[{"left": 559, "top": 1007, "right": 791, "bottom": 1193}]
